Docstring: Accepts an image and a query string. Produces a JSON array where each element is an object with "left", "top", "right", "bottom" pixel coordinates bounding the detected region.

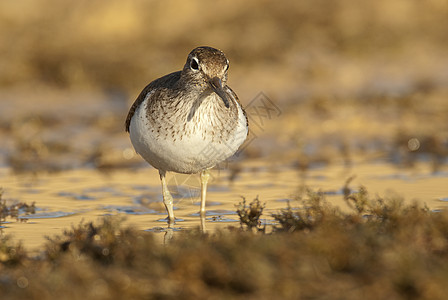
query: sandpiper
[{"left": 125, "top": 46, "right": 248, "bottom": 223}]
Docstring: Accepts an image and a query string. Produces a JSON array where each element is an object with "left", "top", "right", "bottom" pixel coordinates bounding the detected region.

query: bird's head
[{"left": 182, "top": 46, "right": 230, "bottom": 108}]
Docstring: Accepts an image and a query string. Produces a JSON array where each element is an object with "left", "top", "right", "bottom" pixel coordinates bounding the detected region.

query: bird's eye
[{"left": 190, "top": 57, "right": 199, "bottom": 70}]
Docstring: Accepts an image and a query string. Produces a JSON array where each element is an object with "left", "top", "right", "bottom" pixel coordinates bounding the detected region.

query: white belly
[{"left": 129, "top": 95, "right": 247, "bottom": 174}]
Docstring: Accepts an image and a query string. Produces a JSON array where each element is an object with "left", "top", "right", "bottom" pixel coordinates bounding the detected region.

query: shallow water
[{"left": 1, "top": 159, "right": 447, "bottom": 253}]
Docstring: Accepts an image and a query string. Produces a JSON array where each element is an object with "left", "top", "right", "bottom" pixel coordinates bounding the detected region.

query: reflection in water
[{"left": 0, "top": 160, "right": 447, "bottom": 251}]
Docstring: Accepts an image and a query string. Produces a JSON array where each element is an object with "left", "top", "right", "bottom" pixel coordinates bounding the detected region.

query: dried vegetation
[{"left": 1, "top": 185, "right": 448, "bottom": 299}]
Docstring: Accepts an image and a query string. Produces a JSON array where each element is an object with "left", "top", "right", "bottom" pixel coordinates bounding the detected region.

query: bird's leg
[
  {"left": 159, "top": 170, "right": 175, "bottom": 225},
  {"left": 200, "top": 213, "right": 206, "bottom": 233},
  {"left": 200, "top": 169, "right": 210, "bottom": 216}
]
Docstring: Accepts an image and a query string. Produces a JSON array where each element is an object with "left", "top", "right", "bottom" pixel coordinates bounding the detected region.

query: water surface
[{"left": 1, "top": 160, "right": 447, "bottom": 252}]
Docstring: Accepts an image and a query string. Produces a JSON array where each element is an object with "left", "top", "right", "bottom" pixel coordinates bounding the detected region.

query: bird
[{"left": 125, "top": 46, "right": 248, "bottom": 224}]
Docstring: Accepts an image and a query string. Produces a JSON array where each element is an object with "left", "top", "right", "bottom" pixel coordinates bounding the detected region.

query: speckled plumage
[{"left": 125, "top": 46, "right": 248, "bottom": 222}]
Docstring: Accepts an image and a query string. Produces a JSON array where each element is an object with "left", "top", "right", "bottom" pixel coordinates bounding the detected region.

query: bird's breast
[{"left": 129, "top": 91, "right": 247, "bottom": 173}]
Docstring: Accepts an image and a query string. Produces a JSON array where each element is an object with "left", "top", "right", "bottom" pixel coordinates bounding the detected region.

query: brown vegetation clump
[
  {"left": 235, "top": 196, "right": 265, "bottom": 230},
  {"left": 1, "top": 187, "right": 448, "bottom": 299}
]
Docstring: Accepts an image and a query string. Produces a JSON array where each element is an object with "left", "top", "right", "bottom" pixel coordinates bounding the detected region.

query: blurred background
[{"left": 0, "top": 0, "right": 447, "bottom": 173}]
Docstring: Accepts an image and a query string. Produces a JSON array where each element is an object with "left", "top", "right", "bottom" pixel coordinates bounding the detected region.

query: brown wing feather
[
  {"left": 225, "top": 85, "right": 248, "bottom": 129},
  {"left": 125, "top": 71, "right": 182, "bottom": 132}
]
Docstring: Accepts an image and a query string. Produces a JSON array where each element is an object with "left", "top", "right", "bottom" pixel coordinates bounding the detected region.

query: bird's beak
[{"left": 209, "top": 77, "right": 230, "bottom": 108}]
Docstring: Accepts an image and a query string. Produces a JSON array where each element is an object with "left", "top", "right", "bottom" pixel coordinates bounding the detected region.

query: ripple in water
[
  {"left": 101, "top": 205, "right": 157, "bottom": 215},
  {"left": 206, "top": 215, "right": 238, "bottom": 223},
  {"left": 18, "top": 211, "right": 76, "bottom": 219},
  {"left": 58, "top": 191, "right": 96, "bottom": 201},
  {"left": 190, "top": 210, "right": 237, "bottom": 217}
]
